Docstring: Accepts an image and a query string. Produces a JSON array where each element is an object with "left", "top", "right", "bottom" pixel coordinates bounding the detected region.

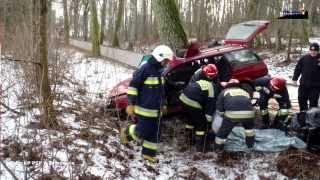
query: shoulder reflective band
[
  {"left": 127, "top": 87, "right": 138, "bottom": 96},
  {"left": 224, "top": 88, "right": 250, "bottom": 98},
  {"left": 224, "top": 110, "right": 255, "bottom": 119},
  {"left": 129, "top": 124, "right": 141, "bottom": 142},
  {"left": 143, "top": 140, "right": 158, "bottom": 151},
  {"left": 263, "top": 87, "right": 270, "bottom": 94},
  {"left": 217, "top": 111, "right": 225, "bottom": 115},
  {"left": 161, "top": 77, "right": 165, "bottom": 84},
  {"left": 179, "top": 93, "right": 202, "bottom": 109},
  {"left": 255, "top": 86, "right": 262, "bottom": 91},
  {"left": 215, "top": 137, "right": 226, "bottom": 144},
  {"left": 195, "top": 131, "right": 205, "bottom": 136},
  {"left": 185, "top": 124, "right": 194, "bottom": 129},
  {"left": 277, "top": 109, "right": 289, "bottom": 116},
  {"left": 144, "top": 77, "right": 160, "bottom": 85},
  {"left": 205, "top": 114, "right": 213, "bottom": 122},
  {"left": 260, "top": 109, "right": 268, "bottom": 115},
  {"left": 245, "top": 129, "right": 255, "bottom": 137},
  {"left": 273, "top": 94, "right": 282, "bottom": 98},
  {"left": 134, "top": 106, "right": 159, "bottom": 118},
  {"left": 197, "top": 80, "right": 214, "bottom": 97}
]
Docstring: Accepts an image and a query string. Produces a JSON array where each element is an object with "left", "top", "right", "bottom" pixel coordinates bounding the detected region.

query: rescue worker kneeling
[
  {"left": 179, "top": 64, "right": 219, "bottom": 152},
  {"left": 214, "top": 79, "right": 255, "bottom": 152},
  {"left": 120, "top": 45, "right": 174, "bottom": 163},
  {"left": 254, "top": 76, "right": 291, "bottom": 129}
]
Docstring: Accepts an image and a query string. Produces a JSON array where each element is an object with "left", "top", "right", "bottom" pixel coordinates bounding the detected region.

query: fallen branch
[
  {"left": 0, "top": 159, "right": 19, "bottom": 180},
  {"left": 0, "top": 102, "right": 25, "bottom": 115}
]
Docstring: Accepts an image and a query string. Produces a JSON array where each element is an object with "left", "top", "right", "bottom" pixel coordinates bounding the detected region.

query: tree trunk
[
  {"left": 128, "top": 0, "right": 137, "bottom": 49},
  {"left": 72, "top": 0, "right": 80, "bottom": 38},
  {"left": 186, "top": 0, "right": 192, "bottom": 37},
  {"left": 82, "top": 0, "right": 89, "bottom": 41},
  {"left": 39, "top": 0, "right": 58, "bottom": 128},
  {"left": 112, "top": 0, "right": 124, "bottom": 47},
  {"left": 141, "top": 0, "right": 148, "bottom": 40},
  {"left": 90, "top": 0, "right": 100, "bottom": 56},
  {"left": 100, "top": 0, "right": 107, "bottom": 44},
  {"left": 286, "top": 20, "right": 293, "bottom": 63},
  {"left": 63, "top": 0, "right": 69, "bottom": 44},
  {"left": 307, "top": 0, "right": 315, "bottom": 35},
  {"left": 152, "top": 0, "right": 188, "bottom": 50}
]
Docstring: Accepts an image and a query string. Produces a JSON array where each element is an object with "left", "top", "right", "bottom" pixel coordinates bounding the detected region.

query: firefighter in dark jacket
[
  {"left": 255, "top": 76, "right": 291, "bottom": 129},
  {"left": 292, "top": 43, "right": 320, "bottom": 126},
  {"left": 120, "top": 45, "right": 174, "bottom": 163},
  {"left": 179, "top": 64, "right": 219, "bottom": 152},
  {"left": 214, "top": 79, "right": 255, "bottom": 152}
]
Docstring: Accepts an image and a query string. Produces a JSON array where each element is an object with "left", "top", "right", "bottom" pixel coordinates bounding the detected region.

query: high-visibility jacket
[
  {"left": 216, "top": 87, "right": 255, "bottom": 121},
  {"left": 254, "top": 76, "right": 291, "bottom": 116},
  {"left": 127, "top": 57, "right": 165, "bottom": 118},
  {"left": 179, "top": 80, "right": 217, "bottom": 122}
]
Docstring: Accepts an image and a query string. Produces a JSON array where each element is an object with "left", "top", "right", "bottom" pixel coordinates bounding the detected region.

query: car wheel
[{"left": 240, "top": 83, "right": 254, "bottom": 97}]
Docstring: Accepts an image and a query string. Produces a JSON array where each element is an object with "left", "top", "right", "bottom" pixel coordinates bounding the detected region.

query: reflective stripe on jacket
[
  {"left": 179, "top": 79, "right": 217, "bottom": 120},
  {"left": 127, "top": 57, "right": 164, "bottom": 118},
  {"left": 216, "top": 87, "right": 255, "bottom": 121}
]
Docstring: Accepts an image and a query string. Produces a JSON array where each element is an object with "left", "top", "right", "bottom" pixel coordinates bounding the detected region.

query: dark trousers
[
  {"left": 133, "top": 116, "right": 160, "bottom": 157},
  {"left": 298, "top": 86, "right": 320, "bottom": 111},
  {"left": 216, "top": 118, "right": 254, "bottom": 139},
  {"left": 182, "top": 104, "right": 208, "bottom": 133}
]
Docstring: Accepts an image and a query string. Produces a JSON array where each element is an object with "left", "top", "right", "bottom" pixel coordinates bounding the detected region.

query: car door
[{"left": 224, "top": 49, "right": 268, "bottom": 81}]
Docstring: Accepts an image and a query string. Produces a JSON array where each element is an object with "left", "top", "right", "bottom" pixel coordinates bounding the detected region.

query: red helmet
[
  {"left": 202, "top": 64, "right": 218, "bottom": 79},
  {"left": 269, "top": 77, "right": 286, "bottom": 91}
]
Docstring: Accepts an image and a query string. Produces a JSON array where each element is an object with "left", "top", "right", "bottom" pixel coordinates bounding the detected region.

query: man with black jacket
[{"left": 292, "top": 42, "right": 320, "bottom": 126}]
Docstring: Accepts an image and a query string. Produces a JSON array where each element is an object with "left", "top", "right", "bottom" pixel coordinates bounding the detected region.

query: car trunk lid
[{"left": 224, "top": 20, "right": 270, "bottom": 47}]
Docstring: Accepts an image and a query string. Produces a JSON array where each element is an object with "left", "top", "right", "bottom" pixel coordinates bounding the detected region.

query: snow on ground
[{"left": 0, "top": 48, "right": 315, "bottom": 179}]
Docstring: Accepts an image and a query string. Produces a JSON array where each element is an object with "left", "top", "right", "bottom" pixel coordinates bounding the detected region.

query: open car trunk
[{"left": 224, "top": 20, "right": 270, "bottom": 47}]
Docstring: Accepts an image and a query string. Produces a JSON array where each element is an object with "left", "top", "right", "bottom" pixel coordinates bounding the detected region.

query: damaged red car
[{"left": 107, "top": 20, "right": 270, "bottom": 115}]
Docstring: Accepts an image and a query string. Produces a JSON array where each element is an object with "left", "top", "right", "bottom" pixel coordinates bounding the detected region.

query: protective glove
[{"left": 126, "top": 105, "right": 135, "bottom": 116}]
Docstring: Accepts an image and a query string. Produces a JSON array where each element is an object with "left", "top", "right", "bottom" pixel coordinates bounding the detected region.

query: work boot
[
  {"left": 120, "top": 128, "right": 129, "bottom": 145},
  {"left": 204, "top": 131, "right": 215, "bottom": 152},
  {"left": 185, "top": 128, "right": 195, "bottom": 146},
  {"left": 245, "top": 136, "right": 255, "bottom": 148},
  {"left": 195, "top": 135, "right": 205, "bottom": 152},
  {"left": 213, "top": 142, "right": 224, "bottom": 153},
  {"left": 261, "top": 114, "right": 270, "bottom": 129},
  {"left": 142, "top": 154, "right": 159, "bottom": 163},
  {"left": 297, "top": 111, "right": 307, "bottom": 127}
]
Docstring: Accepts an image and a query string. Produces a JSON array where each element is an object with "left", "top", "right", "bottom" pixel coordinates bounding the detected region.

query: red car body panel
[{"left": 108, "top": 20, "right": 270, "bottom": 111}]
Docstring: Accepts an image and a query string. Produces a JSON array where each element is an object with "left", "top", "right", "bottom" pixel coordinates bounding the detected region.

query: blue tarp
[{"left": 224, "top": 127, "right": 306, "bottom": 152}]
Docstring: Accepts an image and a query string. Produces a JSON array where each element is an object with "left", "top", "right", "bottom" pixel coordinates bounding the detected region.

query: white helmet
[{"left": 152, "top": 45, "right": 174, "bottom": 62}]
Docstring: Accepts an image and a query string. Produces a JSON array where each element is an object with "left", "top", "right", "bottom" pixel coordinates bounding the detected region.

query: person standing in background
[{"left": 292, "top": 42, "right": 320, "bottom": 126}]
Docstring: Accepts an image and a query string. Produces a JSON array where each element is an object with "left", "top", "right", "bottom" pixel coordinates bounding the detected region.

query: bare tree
[
  {"left": 63, "top": 0, "right": 70, "bottom": 44},
  {"left": 100, "top": 0, "right": 107, "bottom": 44},
  {"left": 72, "top": 0, "right": 80, "bottom": 38},
  {"left": 112, "top": 0, "right": 124, "bottom": 47},
  {"left": 82, "top": 0, "right": 89, "bottom": 41},
  {"left": 39, "top": 0, "right": 58, "bottom": 128},
  {"left": 90, "top": 0, "right": 100, "bottom": 56}
]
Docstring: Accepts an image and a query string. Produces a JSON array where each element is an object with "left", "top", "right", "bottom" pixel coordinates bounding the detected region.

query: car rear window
[{"left": 224, "top": 49, "right": 259, "bottom": 66}]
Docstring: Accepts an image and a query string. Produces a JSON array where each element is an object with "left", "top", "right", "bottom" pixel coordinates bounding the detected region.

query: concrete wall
[{"left": 70, "top": 39, "right": 143, "bottom": 68}]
